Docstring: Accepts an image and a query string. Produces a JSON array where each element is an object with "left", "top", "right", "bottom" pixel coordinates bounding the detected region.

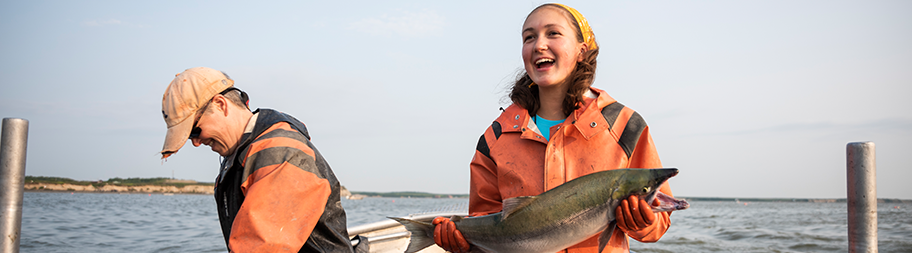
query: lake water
[{"left": 19, "top": 192, "right": 912, "bottom": 252}]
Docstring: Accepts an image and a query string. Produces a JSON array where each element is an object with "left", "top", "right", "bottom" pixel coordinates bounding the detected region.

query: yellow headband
[{"left": 552, "top": 3, "right": 598, "bottom": 50}]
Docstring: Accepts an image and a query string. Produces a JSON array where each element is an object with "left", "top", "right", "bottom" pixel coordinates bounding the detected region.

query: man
[{"left": 159, "top": 67, "right": 365, "bottom": 252}]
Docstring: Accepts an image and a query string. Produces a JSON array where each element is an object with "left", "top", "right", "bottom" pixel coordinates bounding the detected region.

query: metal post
[
  {"left": 1, "top": 118, "right": 28, "bottom": 253},
  {"left": 847, "top": 141, "right": 876, "bottom": 253}
]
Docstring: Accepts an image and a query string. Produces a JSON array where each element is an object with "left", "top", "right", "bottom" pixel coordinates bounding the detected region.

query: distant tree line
[
  {"left": 25, "top": 176, "right": 213, "bottom": 187},
  {"left": 26, "top": 176, "right": 92, "bottom": 185},
  {"left": 106, "top": 177, "right": 171, "bottom": 186}
]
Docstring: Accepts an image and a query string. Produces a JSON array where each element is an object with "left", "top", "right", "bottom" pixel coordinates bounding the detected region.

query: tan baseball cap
[{"left": 160, "top": 67, "right": 234, "bottom": 158}]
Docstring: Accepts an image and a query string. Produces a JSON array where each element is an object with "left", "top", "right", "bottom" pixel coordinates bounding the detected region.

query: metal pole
[
  {"left": 847, "top": 141, "right": 876, "bottom": 253},
  {"left": 1, "top": 118, "right": 28, "bottom": 253}
]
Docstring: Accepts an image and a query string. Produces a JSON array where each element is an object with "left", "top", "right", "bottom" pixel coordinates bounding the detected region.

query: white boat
[{"left": 349, "top": 211, "right": 466, "bottom": 253}]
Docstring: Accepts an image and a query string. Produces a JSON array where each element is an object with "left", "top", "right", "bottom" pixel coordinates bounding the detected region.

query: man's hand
[
  {"left": 433, "top": 217, "right": 470, "bottom": 253},
  {"left": 615, "top": 195, "right": 658, "bottom": 232}
]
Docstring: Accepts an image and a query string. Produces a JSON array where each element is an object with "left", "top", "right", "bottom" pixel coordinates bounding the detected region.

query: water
[
  {"left": 630, "top": 201, "right": 912, "bottom": 252},
  {"left": 19, "top": 192, "right": 912, "bottom": 252},
  {"left": 21, "top": 192, "right": 224, "bottom": 253}
]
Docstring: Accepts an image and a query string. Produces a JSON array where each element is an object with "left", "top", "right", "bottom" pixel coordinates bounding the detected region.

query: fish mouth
[
  {"left": 643, "top": 168, "right": 686, "bottom": 208},
  {"left": 642, "top": 168, "right": 688, "bottom": 212},
  {"left": 651, "top": 191, "right": 690, "bottom": 212}
]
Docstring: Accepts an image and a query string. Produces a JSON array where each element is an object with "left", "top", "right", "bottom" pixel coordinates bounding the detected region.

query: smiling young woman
[
  {"left": 432, "top": 3, "right": 678, "bottom": 253},
  {"left": 512, "top": 4, "right": 598, "bottom": 121}
]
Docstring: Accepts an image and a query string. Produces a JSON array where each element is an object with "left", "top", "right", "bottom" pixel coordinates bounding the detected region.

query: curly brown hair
[{"left": 509, "top": 4, "right": 599, "bottom": 117}]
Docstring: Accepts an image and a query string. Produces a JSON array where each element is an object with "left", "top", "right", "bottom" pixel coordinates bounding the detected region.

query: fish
[{"left": 390, "top": 168, "right": 689, "bottom": 253}]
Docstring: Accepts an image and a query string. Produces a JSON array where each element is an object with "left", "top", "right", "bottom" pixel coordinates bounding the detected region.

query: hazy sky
[{"left": 1, "top": 1, "right": 909, "bottom": 199}]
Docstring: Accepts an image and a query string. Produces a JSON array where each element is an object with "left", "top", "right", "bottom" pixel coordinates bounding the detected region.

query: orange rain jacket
[
  {"left": 469, "top": 87, "right": 674, "bottom": 253},
  {"left": 215, "top": 109, "right": 356, "bottom": 253}
]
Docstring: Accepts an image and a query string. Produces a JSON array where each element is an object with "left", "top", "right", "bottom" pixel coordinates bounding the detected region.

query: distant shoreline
[
  {"left": 24, "top": 182, "right": 214, "bottom": 194},
  {"left": 21, "top": 176, "right": 911, "bottom": 203},
  {"left": 25, "top": 189, "right": 210, "bottom": 195},
  {"left": 676, "top": 196, "right": 912, "bottom": 204},
  {"left": 21, "top": 188, "right": 912, "bottom": 203},
  {"left": 347, "top": 191, "right": 468, "bottom": 199}
]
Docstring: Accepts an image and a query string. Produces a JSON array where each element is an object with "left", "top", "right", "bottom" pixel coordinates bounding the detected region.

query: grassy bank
[{"left": 24, "top": 176, "right": 214, "bottom": 194}]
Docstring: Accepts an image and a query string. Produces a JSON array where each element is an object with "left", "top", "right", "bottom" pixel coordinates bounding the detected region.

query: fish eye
[{"left": 642, "top": 186, "right": 651, "bottom": 193}]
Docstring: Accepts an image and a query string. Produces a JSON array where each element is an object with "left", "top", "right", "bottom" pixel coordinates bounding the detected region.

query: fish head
[
  {"left": 611, "top": 168, "right": 678, "bottom": 204},
  {"left": 597, "top": 168, "right": 682, "bottom": 253}
]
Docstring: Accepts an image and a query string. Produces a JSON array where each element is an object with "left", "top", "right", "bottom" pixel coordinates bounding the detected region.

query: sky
[{"left": 1, "top": 0, "right": 909, "bottom": 199}]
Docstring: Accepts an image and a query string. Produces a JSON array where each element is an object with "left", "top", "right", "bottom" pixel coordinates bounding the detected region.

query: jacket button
[
  {"left": 590, "top": 122, "right": 597, "bottom": 128},
  {"left": 514, "top": 125, "right": 519, "bottom": 129},
  {"left": 515, "top": 115, "right": 520, "bottom": 120}
]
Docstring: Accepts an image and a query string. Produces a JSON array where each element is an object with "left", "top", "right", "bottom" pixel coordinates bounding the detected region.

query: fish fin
[
  {"left": 388, "top": 217, "right": 436, "bottom": 253},
  {"left": 598, "top": 221, "right": 616, "bottom": 253},
  {"left": 502, "top": 196, "right": 537, "bottom": 220}
]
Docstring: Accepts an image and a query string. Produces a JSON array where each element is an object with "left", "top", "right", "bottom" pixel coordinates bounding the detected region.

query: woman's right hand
[
  {"left": 433, "top": 217, "right": 470, "bottom": 253},
  {"left": 615, "top": 195, "right": 658, "bottom": 232}
]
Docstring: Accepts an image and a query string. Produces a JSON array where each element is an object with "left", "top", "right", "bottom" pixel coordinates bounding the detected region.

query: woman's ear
[{"left": 577, "top": 44, "right": 589, "bottom": 62}]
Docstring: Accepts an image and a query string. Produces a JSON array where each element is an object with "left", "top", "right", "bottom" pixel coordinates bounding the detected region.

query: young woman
[{"left": 433, "top": 4, "right": 676, "bottom": 253}]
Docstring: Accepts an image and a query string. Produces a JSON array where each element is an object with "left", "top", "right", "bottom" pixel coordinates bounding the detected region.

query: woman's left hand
[{"left": 616, "top": 195, "right": 658, "bottom": 232}]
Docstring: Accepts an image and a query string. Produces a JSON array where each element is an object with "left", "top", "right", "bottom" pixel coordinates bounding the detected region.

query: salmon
[{"left": 391, "top": 168, "right": 689, "bottom": 253}]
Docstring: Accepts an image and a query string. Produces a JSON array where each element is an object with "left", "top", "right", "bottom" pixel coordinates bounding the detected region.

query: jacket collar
[
  {"left": 570, "top": 87, "right": 617, "bottom": 140},
  {"left": 499, "top": 104, "right": 545, "bottom": 143},
  {"left": 219, "top": 108, "right": 311, "bottom": 181},
  {"left": 499, "top": 87, "right": 618, "bottom": 141},
  {"left": 247, "top": 108, "right": 309, "bottom": 138}
]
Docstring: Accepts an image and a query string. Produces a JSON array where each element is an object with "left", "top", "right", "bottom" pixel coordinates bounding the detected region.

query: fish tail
[{"left": 388, "top": 217, "right": 436, "bottom": 253}]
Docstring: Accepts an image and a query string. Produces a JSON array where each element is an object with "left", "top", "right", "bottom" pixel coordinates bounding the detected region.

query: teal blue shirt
[{"left": 533, "top": 115, "right": 565, "bottom": 141}]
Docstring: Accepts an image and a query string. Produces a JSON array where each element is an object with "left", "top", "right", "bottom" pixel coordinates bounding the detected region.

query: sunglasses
[
  {"left": 187, "top": 87, "right": 248, "bottom": 140},
  {"left": 188, "top": 105, "right": 207, "bottom": 139}
]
